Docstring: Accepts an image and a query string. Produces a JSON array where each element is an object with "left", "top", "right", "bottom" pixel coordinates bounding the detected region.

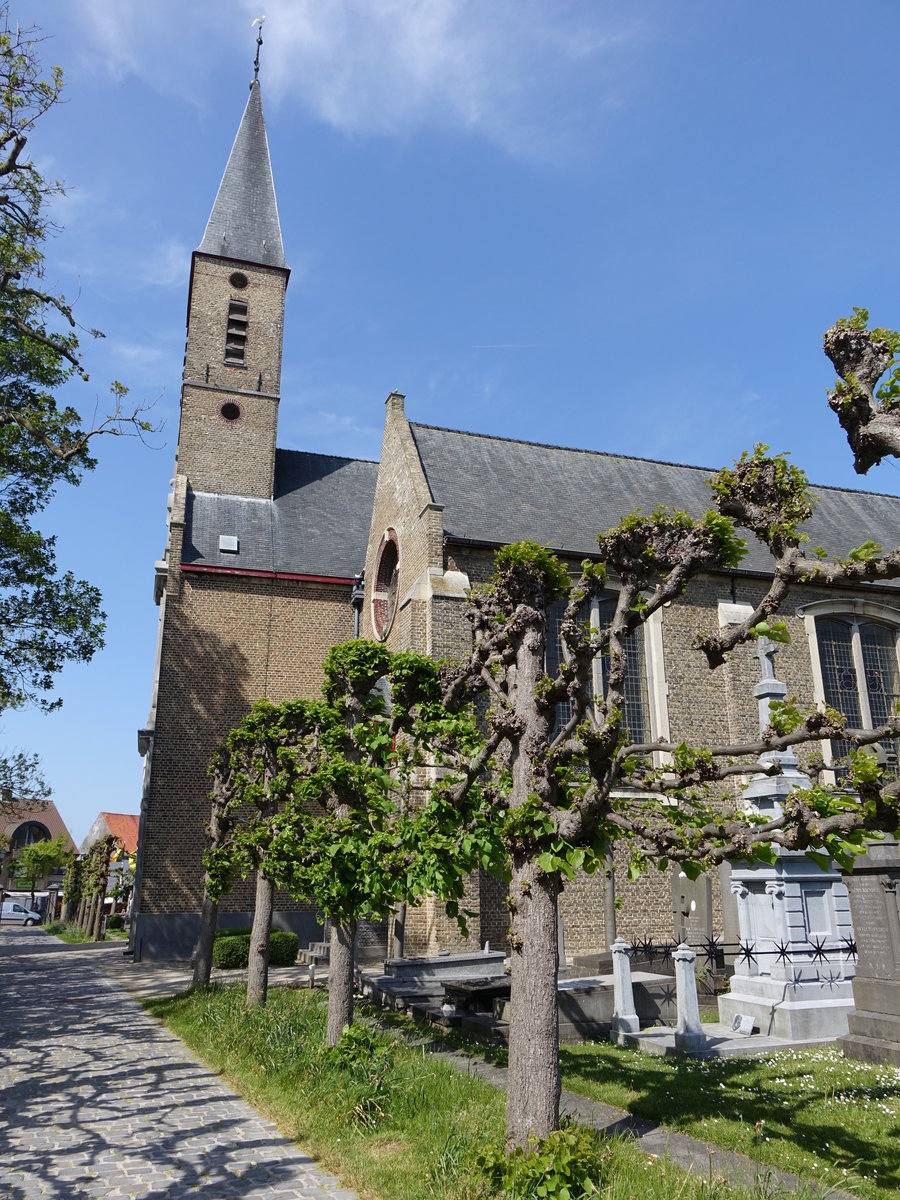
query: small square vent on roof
[{"left": 218, "top": 534, "right": 239, "bottom": 554}]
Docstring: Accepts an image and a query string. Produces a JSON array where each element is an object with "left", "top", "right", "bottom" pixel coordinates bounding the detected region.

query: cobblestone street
[{"left": 0, "top": 928, "right": 357, "bottom": 1200}]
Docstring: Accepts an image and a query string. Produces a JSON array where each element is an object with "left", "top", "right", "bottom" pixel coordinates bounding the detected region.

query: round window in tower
[
  {"left": 229, "top": 271, "right": 249, "bottom": 289},
  {"left": 219, "top": 401, "right": 242, "bottom": 423},
  {"left": 372, "top": 529, "right": 400, "bottom": 640}
]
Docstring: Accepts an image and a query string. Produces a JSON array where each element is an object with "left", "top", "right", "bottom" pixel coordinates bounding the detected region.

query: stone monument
[
  {"left": 840, "top": 837, "right": 900, "bottom": 1065},
  {"left": 610, "top": 936, "right": 640, "bottom": 1045},
  {"left": 718, "top": 641, "right": 856, "bottom": 1040},
  {"left": 673, "top": 942, "right": 707, "bottom": 1053}
]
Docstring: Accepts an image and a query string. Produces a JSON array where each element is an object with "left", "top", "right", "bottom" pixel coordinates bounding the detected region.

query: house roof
[
  {"left": 197, "top": 81, "right": 286, "bottom": 270},
  {"left": 182, "top": 449, "right": 379, "bottom": 578},
  {"left": 2, "top": 800, "right": 76, "bottom": 852},
  {"left": 409, "top": 422, "right": 900, "bottom": 578},
  {"left": 100, "top": 813, "right": 140, "bottom": 855}
]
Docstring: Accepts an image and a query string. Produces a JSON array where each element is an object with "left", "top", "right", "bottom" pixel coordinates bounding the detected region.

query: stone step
[
  {"left": 298, "top": 949, "right": 330, "bottom": 966},
  {"left": 839, "top": 1031, "right": 900, "bottom": 1068},
  {"left": 383, "top": 949, "right": 506, "bottom": 981}
]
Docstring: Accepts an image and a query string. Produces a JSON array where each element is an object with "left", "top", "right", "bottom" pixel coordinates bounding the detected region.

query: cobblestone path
[{"left": 0, "top": 929, "right": 358, "bottom": 1200}]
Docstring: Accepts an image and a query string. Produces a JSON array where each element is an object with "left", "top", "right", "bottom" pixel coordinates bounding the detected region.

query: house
[
  {"left": 1, "top": 799, "right": 76, "bottom": 916},
  {"left": 130, "top": 73, "right": 900, "bottom": 962},
  {"left": 81, "top": 812, "right": 140, "bottom": 912}
]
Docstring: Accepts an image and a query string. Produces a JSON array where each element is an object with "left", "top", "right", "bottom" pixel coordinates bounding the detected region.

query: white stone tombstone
[
  {"left": 610, "top": 936, "right": 640, "bottom": 1045},
  {"left": 674, "top": 942, "right": 707, "bottom": 1053},
  {"left": 718, "top": 639, "right": 856, "bottom": 1040}
]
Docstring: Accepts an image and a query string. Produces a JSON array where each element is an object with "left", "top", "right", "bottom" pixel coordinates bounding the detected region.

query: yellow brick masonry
[
  {"left": 142, "top": 510, "right": 356, "bottom": 916},
  {"left": 176, "top": 254, "right": 288, "bottom": 498}
]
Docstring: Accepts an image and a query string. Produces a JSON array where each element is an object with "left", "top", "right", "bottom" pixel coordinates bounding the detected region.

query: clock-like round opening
[
  {"left": 229, "top": 271, "right": 249, "bottom": 289},
  {"left": 372, "top": 530, "right": 400, "bottom": 640},
  {"left": 219, "top": 401, "right": 242, "bottom": 422}
]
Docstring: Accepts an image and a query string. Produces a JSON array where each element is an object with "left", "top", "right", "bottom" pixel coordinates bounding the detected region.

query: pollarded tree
[
  {"left": 201, "top": 698, "right": 316, "bottom": 1009},
  {"left": 264, "top": 640, "right": 498, "bottom": 1045},
  {"left": 440, "top": 414, "right": 900, "bottom": 1147},
  {"left": 823, "top": 308, "right": 900, "bottom": 474},
  {"left": 78, "top": 834, "right": 116, "bottom": 941}
]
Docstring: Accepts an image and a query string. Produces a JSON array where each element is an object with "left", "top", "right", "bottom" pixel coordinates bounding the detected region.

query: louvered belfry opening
[{"left": 225, "top": 298, "right": 248, "bottom": 364}]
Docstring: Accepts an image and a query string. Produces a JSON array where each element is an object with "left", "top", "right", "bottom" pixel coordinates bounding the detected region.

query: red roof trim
[{"left": 181, "top": 562, "right": 356, "bottom": 586}]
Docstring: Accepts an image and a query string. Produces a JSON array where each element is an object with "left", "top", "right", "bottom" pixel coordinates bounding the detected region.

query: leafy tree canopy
[{"left": 0, "top": 9, "right": 156, "bottom": 715}]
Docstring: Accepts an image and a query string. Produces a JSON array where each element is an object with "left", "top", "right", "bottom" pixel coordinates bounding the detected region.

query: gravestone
[
  {"left": 839, "top": 837, "right": 900, "bottom": 1066},
  {"left": 672, "top": 871, "right": 713, "bottom": 946},
  {"left": 718, "top": 640, "right": 856, "bottom": 1040},
  {"left": 673, "top": 942, "right": 707, "bottom": 1053},
  {"left": 610, "top": 936, "right": 640, "bottom": 1045}
]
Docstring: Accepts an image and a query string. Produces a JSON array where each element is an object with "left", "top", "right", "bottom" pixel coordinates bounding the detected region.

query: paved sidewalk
[{"left": 0, "top": 927, "right": 356, "bottom": 1200}]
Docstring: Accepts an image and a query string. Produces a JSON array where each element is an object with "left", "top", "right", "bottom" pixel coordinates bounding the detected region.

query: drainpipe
[{"left": 350, "top": 572, "right": 365, "bottom": 639}]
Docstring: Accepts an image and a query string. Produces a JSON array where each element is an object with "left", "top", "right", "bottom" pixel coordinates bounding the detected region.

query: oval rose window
[{"left": 372, "top": 529, "right": 400, "bottom": 639}]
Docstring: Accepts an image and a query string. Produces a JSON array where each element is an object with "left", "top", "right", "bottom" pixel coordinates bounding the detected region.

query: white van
[{"left": 1, "top": 900, "right": 42, "bottom": 925}]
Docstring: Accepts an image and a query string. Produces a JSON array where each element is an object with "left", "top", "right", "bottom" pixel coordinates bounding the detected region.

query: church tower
[{"left": 175, "top": 79, "right": 288, "bottom": 499}]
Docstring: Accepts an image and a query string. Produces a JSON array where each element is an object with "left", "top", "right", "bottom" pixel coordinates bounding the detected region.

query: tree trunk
[
  {"left": 326, "top": 918, "right": 357, "bottom": 1046},
  {"left": 505, "top": 856, "right": 561, "bottom": 1148},
  {"left": 76, "top": 894, "right": 87, "bottom": 928},
  {"left": 83, "top": 894, "right": 96, "bottom": 935},
  {"left": 604, "top": 848, "right": 617, "bottom": 947},
  {"left": 391, "top": 903, "right": 406, "bottom": 960},
  {"left": 192, "top": 889, "right": 218, "bottom": 987},
  {"left": 91, "top": 892, "right": 105, "bottom": 941},
  {"left": 246, "top": 871, "right": 274, "bottom": 1009},
  {"left": 92, "top": 851, "right": 112, "bottom": 942}
]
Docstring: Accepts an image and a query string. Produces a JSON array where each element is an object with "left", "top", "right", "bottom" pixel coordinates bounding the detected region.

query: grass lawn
[
  {"left": 144, "top": 983, "right": 885, "bottom": 1200},
  {"left": 45, "top": 920, "right": 129, "bottom": 943},
  {"left": 559, "top": 1039, "right": 899, "bottom": 1199}
]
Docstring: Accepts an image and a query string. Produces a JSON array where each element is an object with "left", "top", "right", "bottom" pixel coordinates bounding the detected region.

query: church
[{"left": 130, "top": 76, "right": 900, "bottom": 962}]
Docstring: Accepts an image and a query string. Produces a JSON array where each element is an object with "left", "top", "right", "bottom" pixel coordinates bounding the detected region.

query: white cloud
[
  {"left": 65, "top": 0, "right": 650, "bottom": 163},
  {"left": 244, "top": 0, "right": 644, "bottom": 161},
  {"left": 139, "top": 238, "right": 192, "bottom": 288}
]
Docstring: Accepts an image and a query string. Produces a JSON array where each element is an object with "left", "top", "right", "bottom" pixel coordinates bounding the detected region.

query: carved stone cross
[{"left": 757, "top": 636, "right": 778, "bottom": 681}]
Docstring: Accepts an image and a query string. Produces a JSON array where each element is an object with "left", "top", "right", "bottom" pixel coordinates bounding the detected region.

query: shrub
[
  {"left": 477, "top": 1124, "right": 610, "bottom": 1200},
  {"left": 214, "top": 925, "right": 252, "bottom": 939},
  {"left": 211, "top": 930, "right": 299, "bottom": 969},
  {"left": 107, "top": 913, "right": 124, "bottom": 930},
  {"left": 213, "top": 934, "right": 250, "bottom": 968},
  {"left": 269, "top": 930, "right": 299, "bottom": 966}
]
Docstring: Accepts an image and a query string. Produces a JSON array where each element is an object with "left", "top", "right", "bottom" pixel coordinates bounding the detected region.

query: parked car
[{"left": 1, "top": 901, "right": 43, "bottom": 926}]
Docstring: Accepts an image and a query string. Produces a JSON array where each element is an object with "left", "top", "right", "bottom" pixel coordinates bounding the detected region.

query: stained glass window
[{"left": 816, "top": 617, "right": 900, "bottom": 776}]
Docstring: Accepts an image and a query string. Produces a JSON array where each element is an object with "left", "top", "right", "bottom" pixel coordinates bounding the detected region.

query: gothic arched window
[
  {"left": 814, "top": 615, "right": 900, "bottom": 776},
  {"left": 9, "top": 822, "right": 51, "bottom": 853},
  {"left": 546, "top": 595, "right": 652, "bottom": 744}
]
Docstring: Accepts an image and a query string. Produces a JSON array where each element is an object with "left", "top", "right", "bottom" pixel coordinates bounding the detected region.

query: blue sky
[{"left": 8, "top": 0, "right": 900, "bottom": 845}]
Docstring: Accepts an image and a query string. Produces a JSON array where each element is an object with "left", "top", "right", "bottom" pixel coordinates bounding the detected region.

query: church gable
[{"left": 361, "top": 392, "right": 446, "bottom": 650}]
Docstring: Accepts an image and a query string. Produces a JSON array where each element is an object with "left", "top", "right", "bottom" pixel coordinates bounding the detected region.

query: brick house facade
[{"left": 132, "top": 79, "right": 900, "bottom": 962}]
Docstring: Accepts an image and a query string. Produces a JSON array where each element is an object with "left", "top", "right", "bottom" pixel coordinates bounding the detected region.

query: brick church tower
[
  {"left": 132, "top": 73, "right": 378, "bottom": 960},
  {"left": 176, "top": 80, "right": 288, "bottom": 499}
]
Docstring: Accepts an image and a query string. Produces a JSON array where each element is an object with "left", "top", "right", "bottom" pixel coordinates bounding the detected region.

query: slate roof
[
  {"left": 409, "top": 423, "right": 900, "bottom": 577},
  {"left": 198, "top": 81, "right": 286, "bottom": 270},
  {"left": 182, "top": 449, "right": 378, "bottom": 578}
]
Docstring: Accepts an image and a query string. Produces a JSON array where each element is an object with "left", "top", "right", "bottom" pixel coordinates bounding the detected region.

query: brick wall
[
  {"left": 140, "top": 569, "right": 355, "bottom": 917},
  {"left": 175, "top": 253, "right": 288, "bottom": 498}
]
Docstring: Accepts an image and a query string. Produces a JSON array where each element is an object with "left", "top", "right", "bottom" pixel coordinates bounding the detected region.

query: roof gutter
[{"left": 180, "top": 563, "right": 357, "bottom": 586}]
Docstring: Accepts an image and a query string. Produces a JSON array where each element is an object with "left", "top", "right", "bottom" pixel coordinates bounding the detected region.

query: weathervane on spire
[{"left": 252, "top": 16, "right": 266, "bottom": 85}]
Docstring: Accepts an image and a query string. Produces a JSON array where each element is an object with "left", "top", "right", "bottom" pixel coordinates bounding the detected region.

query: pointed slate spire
[{"left": 198, "top": 81, "right": 286, "bottom": 269}]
